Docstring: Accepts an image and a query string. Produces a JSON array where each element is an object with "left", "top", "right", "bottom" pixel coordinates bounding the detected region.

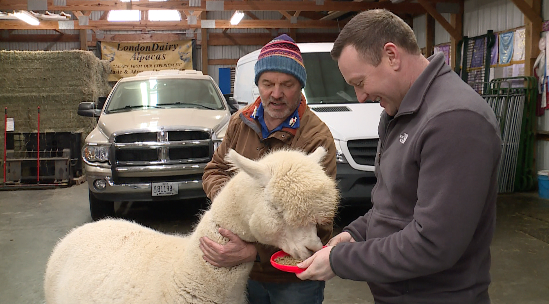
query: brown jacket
[{"left": 202, "top": 95, "right": 337, "bottom": 283}]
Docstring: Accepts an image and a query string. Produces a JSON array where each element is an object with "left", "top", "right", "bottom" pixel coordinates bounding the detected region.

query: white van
[{"left": 232, "top": 42, "right": 383, "bottom": 204}]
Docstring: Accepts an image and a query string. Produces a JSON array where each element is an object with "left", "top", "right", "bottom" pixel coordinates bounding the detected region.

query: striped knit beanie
[{"left": 254, "top": 34, "right": 307, "bottom": 88}]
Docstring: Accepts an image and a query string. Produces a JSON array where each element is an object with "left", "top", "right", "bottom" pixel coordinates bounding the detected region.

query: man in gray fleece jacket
[{"left": 296, "top": 9, "right": 502, "bottom": 304}]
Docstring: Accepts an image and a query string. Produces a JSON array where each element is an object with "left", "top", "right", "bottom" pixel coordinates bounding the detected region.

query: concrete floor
[{"left": 0, "top": 182, "right": 548, "bottom": 304}]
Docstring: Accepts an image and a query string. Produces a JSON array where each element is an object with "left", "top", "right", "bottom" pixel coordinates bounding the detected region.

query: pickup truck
[{"left": 77, "top": 69, "right": 236, "bottom": 220}]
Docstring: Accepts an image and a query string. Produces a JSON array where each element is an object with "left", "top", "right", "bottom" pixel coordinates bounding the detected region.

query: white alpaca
[{"left": 44, "top": 147, "right": 339, "bottom": 304}]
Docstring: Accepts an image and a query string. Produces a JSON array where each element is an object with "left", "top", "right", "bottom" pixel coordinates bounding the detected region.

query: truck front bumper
[{"left": 85, "top": 164, "right": 207, "bottom": 202}]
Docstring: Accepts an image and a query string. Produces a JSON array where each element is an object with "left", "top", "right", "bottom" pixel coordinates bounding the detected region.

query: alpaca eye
[{"left": 270, "top": 203, "right": 283, "bottom": 217}]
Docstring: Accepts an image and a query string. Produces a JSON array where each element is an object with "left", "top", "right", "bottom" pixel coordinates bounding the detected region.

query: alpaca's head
[{"left": 226, "top": 147, "right": 339, "bottom": 260}]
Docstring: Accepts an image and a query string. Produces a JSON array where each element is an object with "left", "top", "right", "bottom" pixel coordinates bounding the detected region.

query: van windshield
[
  {"left": 302, "top": 52, "right": 378, "bottom": 105},
  {"left": 106, "top": 79, "right": 226, "bottom": 113}
]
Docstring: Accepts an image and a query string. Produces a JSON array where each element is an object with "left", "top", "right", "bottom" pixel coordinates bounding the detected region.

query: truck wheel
[{"left": 89, "top": 191, "right": 115, "bottom": 221}]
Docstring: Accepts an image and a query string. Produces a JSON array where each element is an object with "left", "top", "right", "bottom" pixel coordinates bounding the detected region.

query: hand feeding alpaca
[{"left": 44, "top": 147, "right": 339, "bottom": 304}]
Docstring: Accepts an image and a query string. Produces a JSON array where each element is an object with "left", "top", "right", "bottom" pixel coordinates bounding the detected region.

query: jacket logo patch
[
  {"left": 399, "top": 132, "right": 408, "bottom": 144},
  {"left": 289, "top": 116, "right": 297, "bottom": 127}
]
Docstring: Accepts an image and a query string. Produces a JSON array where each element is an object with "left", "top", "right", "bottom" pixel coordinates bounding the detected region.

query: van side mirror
[
  {"left": 227, "top": 97, "right": 239, "bottom": 114},
  {"left": 77, "top": 102, "right": 102, "bottom": 118}
]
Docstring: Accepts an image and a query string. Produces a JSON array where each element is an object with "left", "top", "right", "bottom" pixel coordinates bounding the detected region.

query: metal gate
[{"left": 479, "top": 77, "right": 537, "bottom": 193}]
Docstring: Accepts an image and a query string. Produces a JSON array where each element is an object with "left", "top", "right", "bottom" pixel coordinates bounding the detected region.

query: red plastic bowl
[{"left": 270, "top": 250, "right": 306, "bottom": 274}]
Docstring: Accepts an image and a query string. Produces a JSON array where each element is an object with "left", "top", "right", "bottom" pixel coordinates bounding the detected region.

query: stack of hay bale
[{"left": 0, "top": 50, "right": 112, "bottom": 181}]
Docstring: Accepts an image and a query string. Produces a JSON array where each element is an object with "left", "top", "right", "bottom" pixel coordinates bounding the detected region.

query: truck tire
[{"left": 89, "top": 191, "right": 115, "bottom": 221}]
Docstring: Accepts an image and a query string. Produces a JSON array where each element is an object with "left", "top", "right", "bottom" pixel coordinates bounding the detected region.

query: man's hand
[
  {"left": 327, "top": 231, "right": 355, "bottom": 246},
  {"left": 295, "top": 246, "right": 336, "bottom": 281},
  {"left": 199, "top": 227, "right": 257, "bottom": 267}
]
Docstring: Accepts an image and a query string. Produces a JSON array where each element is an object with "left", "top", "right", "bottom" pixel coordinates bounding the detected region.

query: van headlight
[
  {"left": 82, "top": 144, "right": 110, "bottom": 163},
  {"left": 334, "top": 139, "right": 348, "bottom": 163}
]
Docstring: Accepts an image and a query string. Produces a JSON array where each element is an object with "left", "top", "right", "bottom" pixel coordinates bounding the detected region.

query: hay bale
[{"left": 0, "top": 50, "right": 112, "bottom": 180}]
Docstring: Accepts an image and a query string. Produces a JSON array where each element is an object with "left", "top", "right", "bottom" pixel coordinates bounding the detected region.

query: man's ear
[{"left": 384, "top": 43, "right": 400, "bottom": 71}]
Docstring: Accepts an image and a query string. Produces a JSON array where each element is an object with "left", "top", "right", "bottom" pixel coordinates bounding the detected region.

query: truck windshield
[
  {"left": 302, "top": 52, "right": 379, "bottom": 105},
  {"left": 106, "top": 79, "right": 225, "bottom": 112}
]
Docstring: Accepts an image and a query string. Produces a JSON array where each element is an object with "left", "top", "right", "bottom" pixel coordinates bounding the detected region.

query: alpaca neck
[
  {"left": 175, "top": 211, "right": 253, "bottom": 303},
  {"left": 206, "top": 175, "right": 259, "bottom": 243}
]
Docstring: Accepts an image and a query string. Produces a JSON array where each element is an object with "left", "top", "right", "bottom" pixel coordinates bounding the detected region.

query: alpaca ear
[
  {"left": 308, "top": 146, "right": 327, "bottom": 164},
  {"left": 226, "top": 149, "right": 271, "bottom": 186}
]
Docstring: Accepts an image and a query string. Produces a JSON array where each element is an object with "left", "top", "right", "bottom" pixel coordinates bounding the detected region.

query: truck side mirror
[
  {"left": 77, "top": 102, "right": 102, "bottom": 118},
  {"left": 97, "top": 97, "right": 108, "bottom": 110}
]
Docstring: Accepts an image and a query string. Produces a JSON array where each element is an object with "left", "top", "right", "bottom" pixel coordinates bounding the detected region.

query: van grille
[
  {"left": 311, "top": 106, "right": 351, "bottom": 112},
  {"left": 347, "top": 139, "right": 378, "bottom": 166}
]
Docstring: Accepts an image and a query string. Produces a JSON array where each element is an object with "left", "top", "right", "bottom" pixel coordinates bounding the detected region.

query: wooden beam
[
  {"left": 95, "top": 33, "right": 188, "bottom": 42},
  {"left": 0, "top": 0, "right": 428, "bottom": 14},
  {"left": 79, "top": 29, "right": 87, "bottom": 50},
  {"left": 209, "top": 59, "right": 238, "bottom": 66},
  {"left": 0, "top": 18, "right": 345, "bottom": 30},
  {"left": 510, "top": 0, "right": 543, "bottom": 24},
  {"left": 425, "top": 13, "right": 435, "bottom": 57},
  {"left": 207, "top": 32, "right": 340, "bottom": 46},
  {"left": 99, "top": 11, "right": 109, "bottom": 21},
  {"left": 417, "top": 0, "right": 460, "bottom": 40},
  {"left": 0, "top": 33, "right": 79, "bottom": 42},
  {"left": 279, "top": 11, "right": 293, "bottom": 20},
  {"left": 450, "top": 3, "right": 463, "bottom": 70}
]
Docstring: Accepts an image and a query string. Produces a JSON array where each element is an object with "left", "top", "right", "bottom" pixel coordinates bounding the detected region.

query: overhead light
[
  {"left": 13, "top": 10, "right": 40, "bottom": 26},
  {"left": 230, "top": 10, "right": 244, "bottom": 25}
]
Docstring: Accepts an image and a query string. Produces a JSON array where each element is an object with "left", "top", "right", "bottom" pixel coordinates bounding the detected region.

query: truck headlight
[
  {"left": 212, "top": 133, "right": 223, "bottom": 151},
  {"left": 334, "top": 139, "right": 348, "bottom": 164},
  {"left": 83, "top": 144, "right": 110, "bottom": 163}
]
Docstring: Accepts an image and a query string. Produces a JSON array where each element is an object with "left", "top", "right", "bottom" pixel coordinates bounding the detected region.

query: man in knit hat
[{"left": 199, "top": 34, "right": 337, "bottom": 303}]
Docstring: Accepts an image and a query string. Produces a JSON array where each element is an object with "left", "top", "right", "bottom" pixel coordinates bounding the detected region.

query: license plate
[{"left": 152, "top": 182, "right": 178, "bottom": 197}]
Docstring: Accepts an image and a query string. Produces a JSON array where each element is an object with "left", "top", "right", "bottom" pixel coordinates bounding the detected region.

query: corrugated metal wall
[
  {"left": 464, "top": 0, "right": 524, "bottom": 37},
  {"left": 413, "top": 0, "right": 531, "bottom": 48},
  {"left": 0, "top": 29, "right": 81, "bottom": 50}
]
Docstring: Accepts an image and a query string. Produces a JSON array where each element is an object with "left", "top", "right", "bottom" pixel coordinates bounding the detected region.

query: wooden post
[
  {"left": 450, "top": 3, "right": 463, "bottom": 70},
  {"left": 426, "top": 14, "right": 435, "bottom": 57},
  {"left": 79, "top": 29, "right": 87, "bottom": 50},
  {"left": 523, "top": 0, "right": 542, "bottom": 77}
]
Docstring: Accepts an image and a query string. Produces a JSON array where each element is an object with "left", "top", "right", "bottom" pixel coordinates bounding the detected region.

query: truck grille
[
  {"left": 347, "top": 139, "right": 378, "bottom": 166},
  {"left": 113, "top": 129, "right": 212, "bottom": 165}
]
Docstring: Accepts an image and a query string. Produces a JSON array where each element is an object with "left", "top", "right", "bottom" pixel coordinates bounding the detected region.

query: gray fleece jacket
[{"left": 330, "top": 53, "right": 502, "bottom": 304}]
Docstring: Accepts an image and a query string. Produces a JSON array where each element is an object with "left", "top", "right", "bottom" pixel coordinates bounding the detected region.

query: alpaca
[{"left": 44, "top": 147, "right": 339, "bottom": 304}]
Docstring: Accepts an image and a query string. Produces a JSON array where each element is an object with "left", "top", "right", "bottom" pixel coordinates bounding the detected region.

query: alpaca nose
[{"left": 287, "top": 237, "right": 322, "bottom": 261}]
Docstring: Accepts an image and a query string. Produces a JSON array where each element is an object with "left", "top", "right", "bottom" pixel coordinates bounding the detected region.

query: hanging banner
[
  {"left": 512, "top": 28, "right": 525, "bottom": 62},
  {"left": 434, "top": 44, "right": 451, "bottom": 66},
  {"left": 499, "top": 31, "right": 514, "bottom": 65},
  {"left": 490, "top": 34, "right": 498, "bottom": 66},
  {"left": 470, "top": 37, "right": 485, "bottom": 68},
  {"left": 101, "top": 40, "right": 193, "bottom": 81}
]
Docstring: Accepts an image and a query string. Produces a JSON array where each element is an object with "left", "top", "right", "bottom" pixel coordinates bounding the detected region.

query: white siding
[
  {"left": 413, "top": 13, "right": 452, "bottom": 48},
  {"left": 464, "top": 0, "right": 523, "bottom": 37},
  {"left": 537, "top": 141, "right": 549, "bottom": 172},
  {"left": 413, "top": 14, "right": 427, "bottom": 49},
  {"left": 434, "top": 13, "right": 452, "bottom": 45}
]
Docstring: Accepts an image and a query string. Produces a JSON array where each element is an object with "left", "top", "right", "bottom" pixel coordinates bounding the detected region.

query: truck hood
[
  {"left": 309, "top": 104, "right": 384, "bottom": 141},
  {"left": 96, "top": 108, "right": 231, "bottom": 138}
]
